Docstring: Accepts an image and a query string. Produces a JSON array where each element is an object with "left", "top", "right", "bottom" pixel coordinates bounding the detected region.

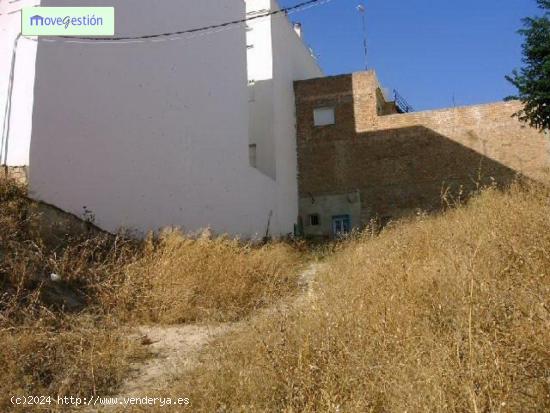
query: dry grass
[
  {"left": 111, "top": 230, "right": 304, "bottom": 324},
  {"left": 0, "top": 180, "right": 143, "bottom": 411},
  {"left": 1, "top": 317, "right": 146, "bottom": 413},
  {"left": 171, "top": 183, "right": 549, "bottom": 412},
  {"left": 0, "top": 178, "right": 303, "bottom": 411}
]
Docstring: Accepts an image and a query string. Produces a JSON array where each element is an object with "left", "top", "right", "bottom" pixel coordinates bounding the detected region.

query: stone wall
[
  {"left": 2, "top": 166, "right": 28, "bottom": 185},
  {"left": 294, "top": 71, "right": 550, "bottom": 236}
]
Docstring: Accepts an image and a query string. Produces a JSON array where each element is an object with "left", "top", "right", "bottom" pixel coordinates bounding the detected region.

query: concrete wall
[
  {"left": 30, "top": 0, "right": 282, "bottom": 237},
  {"left": 299, "top": 192, "right": 361, "bottom": 237},
  {"left": 295, "top": 71, "right": 550, "bottom": 236},
  {"left": 0, "top": 0, "right": 40, "bottom": 166}
]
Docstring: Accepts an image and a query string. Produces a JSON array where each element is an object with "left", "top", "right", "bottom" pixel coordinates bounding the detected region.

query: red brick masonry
[{"left": 295, "top": 71, "right": 550, "bottom": 227}]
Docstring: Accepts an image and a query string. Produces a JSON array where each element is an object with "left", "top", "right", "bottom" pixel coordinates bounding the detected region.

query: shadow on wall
[
  {"left": 248, "top": 78, "right": 276, "bottom": 179},
  {"left": 299, "top": 125, "right": 525, "bottom": 223},
  {"left": 353, "top": 125, "right": 523, "bottom": 220},
  {"left": 294, "top": 73, "right": 548, "bottom": 235}
]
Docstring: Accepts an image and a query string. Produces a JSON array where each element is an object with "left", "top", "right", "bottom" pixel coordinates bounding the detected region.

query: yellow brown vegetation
[
  {"left": 0, "top": 178, "right": 302, "bottom": 411},
  {"left": 176, "top": 183, "right": 549, "bottom": 412}
]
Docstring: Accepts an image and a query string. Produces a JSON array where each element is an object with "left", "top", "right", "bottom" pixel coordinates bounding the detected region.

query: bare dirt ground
[
  {"left": 89, "top": 262, "right": 322, "bottom": 411},
  {"left": 120, "top": 323, "right": 233, "bottom": 396}
]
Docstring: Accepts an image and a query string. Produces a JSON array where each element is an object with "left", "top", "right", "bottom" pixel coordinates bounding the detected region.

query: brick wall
[{"left": 294, "top": 71, "right": 550, "bottom": 234}]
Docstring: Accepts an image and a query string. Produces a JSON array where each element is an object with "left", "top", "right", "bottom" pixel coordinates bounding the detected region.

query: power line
[
  {"left": 2, "top": 0, "right": 334, "bottom": 163},
  {"left": 37, "top": 0, "right": 329, "bottom": 42},
  {"left": 21, "top": 0, "right": 333, "bottom": 45}
]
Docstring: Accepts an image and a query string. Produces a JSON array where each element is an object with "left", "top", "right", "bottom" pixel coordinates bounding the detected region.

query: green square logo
[{"left": 22, "top": 7, "right": 115, "bottom": 37}]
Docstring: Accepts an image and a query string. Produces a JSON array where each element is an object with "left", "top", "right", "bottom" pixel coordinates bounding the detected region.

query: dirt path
[
  {"left": 119, "top": 323, "right": 232, "bottom": 396},
  {"left": 96, "top": 262, "right": 322, "bottom": 409}
]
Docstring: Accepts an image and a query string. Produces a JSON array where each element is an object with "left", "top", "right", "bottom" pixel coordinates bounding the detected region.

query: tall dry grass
[
  {"left": 110, "top": 230, "right": 304, "bottom": 324},
  {"left": 0, "top": 178, "right": 303, "bottom": 411},
  {"left": 1, "top": 316, "right": 147, "bottom": 413},
  {"left": 1, "top": 180, "right": 146, "bottom": 412},
  {"left": 174, "top": 183, "right": 549, "bottom": 412}
]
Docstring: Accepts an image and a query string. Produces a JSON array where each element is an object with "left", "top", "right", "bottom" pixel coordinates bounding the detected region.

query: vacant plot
[
  {"left": 113, "top": 230, "right": 304, "bottom": 324},
  {"left": 171, "top": 183, "right": 550, "bottom": 412},
  {"left": 0, "top": 178, "right": 303, "bottom": 412}
]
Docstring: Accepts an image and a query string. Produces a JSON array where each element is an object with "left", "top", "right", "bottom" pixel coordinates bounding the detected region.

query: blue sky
[{"left": 281, "top": 0, "right": 541, "bottom": 111}]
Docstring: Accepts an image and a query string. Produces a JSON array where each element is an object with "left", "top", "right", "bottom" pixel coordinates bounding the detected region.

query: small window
[
  {"left": 249, "top": 144, "right": 257, "bottom": 168},
  {"left": 309, "top": 214, "right": 320, "bottom": 226},
  {"left": 313, "top": 107, "right": 335, "bottom": 126}
]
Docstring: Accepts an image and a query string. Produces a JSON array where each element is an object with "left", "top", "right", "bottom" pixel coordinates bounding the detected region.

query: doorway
[{"left": 332, "top": 215, "right": 351, "bottom": 237}]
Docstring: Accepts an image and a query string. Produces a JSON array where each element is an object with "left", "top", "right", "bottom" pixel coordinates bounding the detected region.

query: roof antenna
[{"left": 357, "top": 2, "right": 368, "bottom": 71}]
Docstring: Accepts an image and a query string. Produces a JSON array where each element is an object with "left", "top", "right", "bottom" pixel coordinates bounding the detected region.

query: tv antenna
[{"left": 357, "top": 2, "right": 367, "bottom": 70}]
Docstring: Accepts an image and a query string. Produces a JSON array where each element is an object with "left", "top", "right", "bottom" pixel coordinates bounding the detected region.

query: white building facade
[
  {"left": 2, "top": 0, "right": 322, "bottom": 237},
  {"left": 0, "top": 0, "right": 39, "bottom": 166},
  {"left": 246, "top": 0, "right": 323, "bottom": 237}
]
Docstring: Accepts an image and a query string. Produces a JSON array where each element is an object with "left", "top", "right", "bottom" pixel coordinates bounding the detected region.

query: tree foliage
[{"left": 506, "top": 0, "right": 550, "bottom": 130}]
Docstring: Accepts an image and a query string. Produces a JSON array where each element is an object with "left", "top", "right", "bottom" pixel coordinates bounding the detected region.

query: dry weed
[
  {"left": 111, "top": 229, "right": 304, "bottom": 324},
  {"left": 173, "top": 183, "right": 549, "bottom": 412},
  {"left": 0, "top": 177, "right": 303, "bottom": 411}
]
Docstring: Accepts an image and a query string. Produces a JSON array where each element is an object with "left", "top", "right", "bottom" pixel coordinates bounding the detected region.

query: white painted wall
[
  {"left": 246, "top": 0, "right": 276, "bottom": 179},
  {"left": 270, "top": 1, "right": 323, "bottom": 234},
  {"left": 246, "top": 0, "right": 274, "bottom": 82},
  {"left": 30, "top": 0, "right": 281, "bottom": 237},
  {"left": 28, "top": 0, "right": 322, "bottom": 238},
  {"left": 246, "top": 0, "right": 323, "bottom": 232},
  {"left": 0, "top": 0, "right": 40, "bottom": 166}
]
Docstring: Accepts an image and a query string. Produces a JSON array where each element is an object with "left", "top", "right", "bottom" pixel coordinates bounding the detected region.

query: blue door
[{"left": 332, "top": 215, "right": 351, "bottom": 237}]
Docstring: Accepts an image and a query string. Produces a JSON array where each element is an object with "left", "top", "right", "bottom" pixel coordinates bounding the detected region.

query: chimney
[{"left": 293, "top": 22, "right": 302, "bottom": 38}]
